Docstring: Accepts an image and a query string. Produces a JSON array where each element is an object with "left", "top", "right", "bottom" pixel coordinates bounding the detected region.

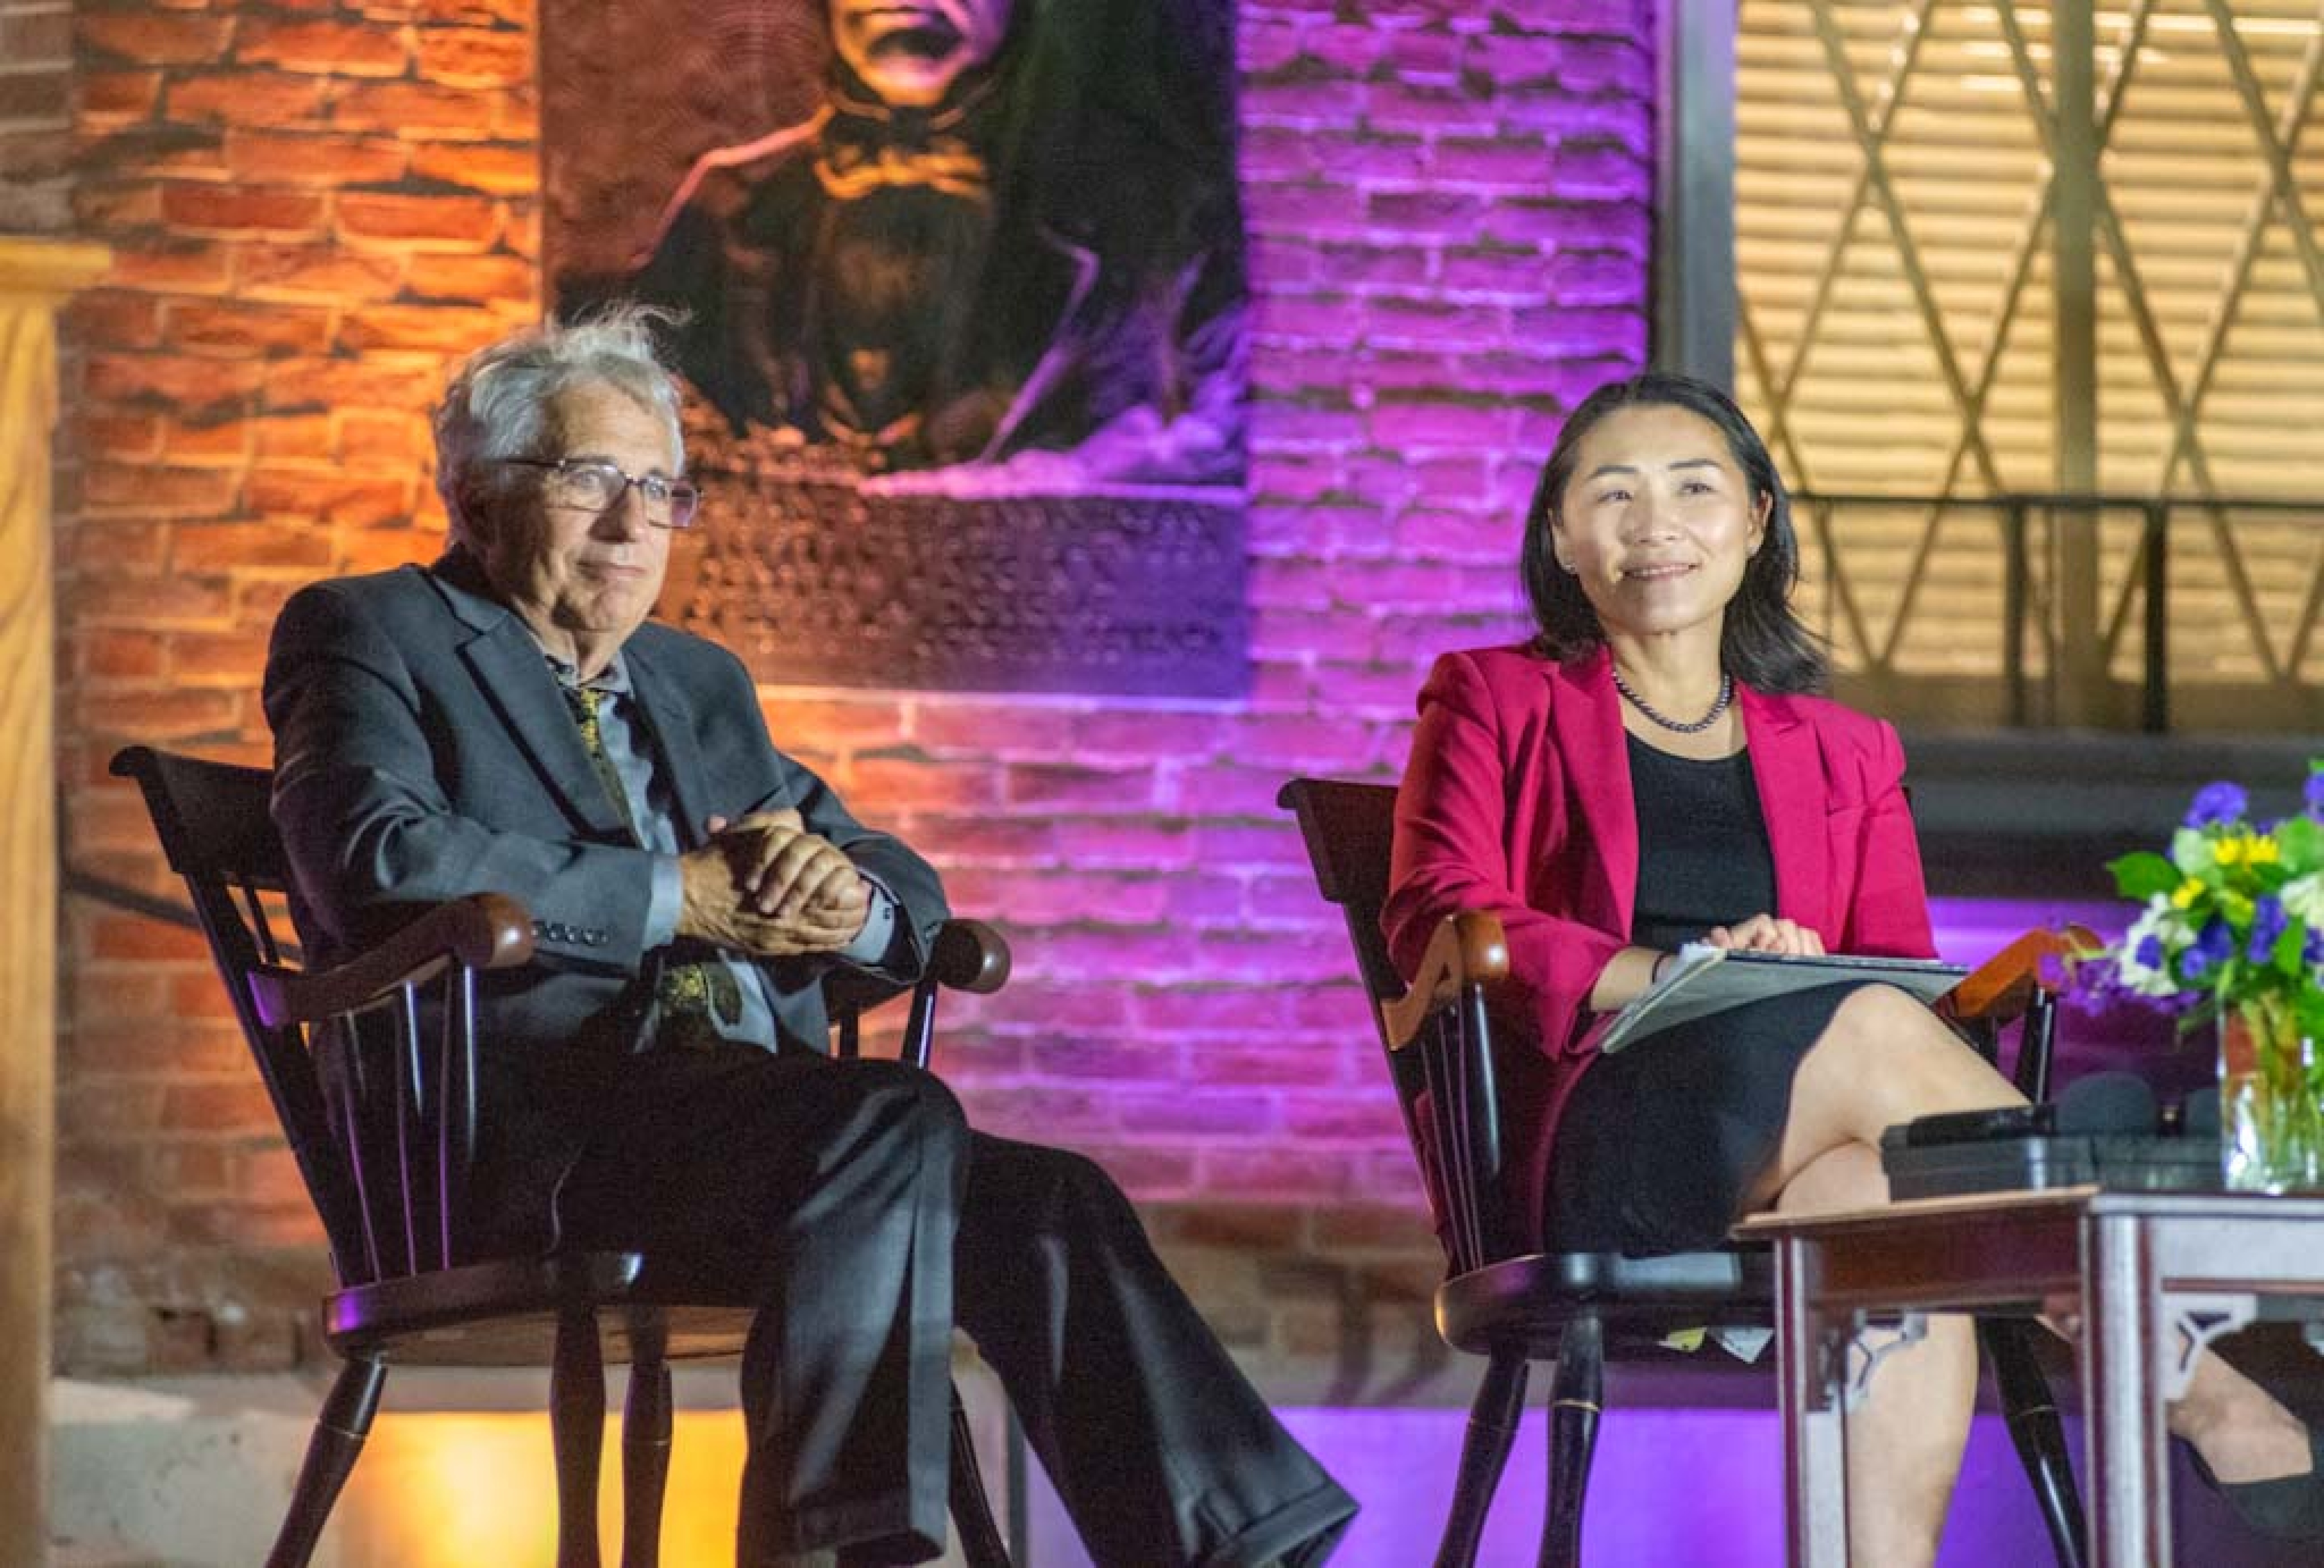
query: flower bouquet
[{"left": 2096, "top": 770, "right": 2324, "bottom": 1191}]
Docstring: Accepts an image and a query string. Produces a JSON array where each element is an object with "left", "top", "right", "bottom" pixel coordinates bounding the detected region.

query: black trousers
[{"left": 552, "top": 1046, "right": 1356, "bottom": 1566}]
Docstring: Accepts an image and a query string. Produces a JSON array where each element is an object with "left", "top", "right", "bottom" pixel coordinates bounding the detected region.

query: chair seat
[
  {"left": 1435, "top": 1247, "right": 1776, "bottom": 1358},
  {"left": 326, "top": 1252, "right": 757, "bottom": 1367}
]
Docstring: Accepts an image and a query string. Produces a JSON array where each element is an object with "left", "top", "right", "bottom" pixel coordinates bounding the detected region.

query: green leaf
[
  {"left": 2272, "top": 920, "right": 2306, "bottom": 975},
  {"left": 2110, "top": 851, "right": 2181, "bottom": 900},
  {"left": 2278, "top": 815, "right": 2324, "bottom": 875}
]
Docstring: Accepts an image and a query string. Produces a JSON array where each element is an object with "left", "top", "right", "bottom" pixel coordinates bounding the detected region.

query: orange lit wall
[{"left": 46, "top": 0, "right": 1658, "bottom": 1382}]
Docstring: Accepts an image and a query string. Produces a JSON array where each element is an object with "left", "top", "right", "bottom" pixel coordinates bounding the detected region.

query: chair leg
[
  {"left": 1980, "top": 1317, "right": 2087, "bottom": 1568},
  {"left": 620, "top": 1319, "right": 673, "bottom": 1568},
  {"left": 1539, "top": 1313, "right": 1603, "bottom": 1568},
  {"left": 1435, "top": 1350, "right": 1529, "bottom": 1568},
  {"left": 947, "top": 1377, "right": 1012, "bottom": 1568},
  {"left": 552, "top": 1304, "right": 607, "bottom": 1568},
  {"left": 266, "top": 1356, "right": 387, "bottom": 1568}
]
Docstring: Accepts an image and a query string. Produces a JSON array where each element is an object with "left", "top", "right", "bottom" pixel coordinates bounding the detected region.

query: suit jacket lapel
[
  {"left": 428, "top": 561, "right": 631, "bottom": 841},
  {"left": 622, "top": 636, "right": 714, "bottom": 849},
  {"left": 1741, "top": 685, "right": 1831, "bottom": 936},
  {"left": 1547, "top": 648, "right": 1638, "bottom": 937}
]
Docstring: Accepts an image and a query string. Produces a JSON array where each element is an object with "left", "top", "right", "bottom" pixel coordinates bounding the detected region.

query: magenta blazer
[{"left": 1382, "top": 642, "right": 1937, "bottom": 1245}]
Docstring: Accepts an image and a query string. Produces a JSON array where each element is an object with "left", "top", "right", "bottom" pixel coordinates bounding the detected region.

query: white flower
[
  {"left": 2115, "top": 898, "right": 2194, "bottom": 998},
  {"left": 2280, "top": 872, "right": 2324, "bottom": 927}
]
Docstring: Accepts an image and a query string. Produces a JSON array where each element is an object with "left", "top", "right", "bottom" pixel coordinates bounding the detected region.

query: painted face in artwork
[
  {"left": 829, "top": 0, "right": 1014, "bottom": 108},
  {"left": 1548, "top": 402, "right": 1772, "bottom": 647}
]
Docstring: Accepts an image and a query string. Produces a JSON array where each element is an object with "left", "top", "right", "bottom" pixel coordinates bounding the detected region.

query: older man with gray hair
[{"left": 262, "top": 307, "right": 1353, "bottom": 1566}]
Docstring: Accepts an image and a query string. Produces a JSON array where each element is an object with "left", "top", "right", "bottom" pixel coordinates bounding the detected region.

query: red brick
[
  {"left": 73, "top": 179, "right": 163, "bottom": 230},
  {"left": 82, "top": 352, "right": 262, "bottom": 411},
  {"left": 336, "top": 411, "right": 427, "bottom": 464},
  {"left": 1004, "top": 764, "right": 1161, "bottom": 812},
  {"left": 76, "top": 685, "right": 242, "bottom": 737},
  {"left": 236, "top": 18, "right": 412, "bottom": 76},
  {"left": 912, "top": 703, "right": 1075, "bottom": 755},
  {"left": 236, "top": 242, "right": 404, "bottom": 303},
  {"left": 334, "top": 189, "right": 500, "bottom": 248},
  {"left": 335, "top": 302, "right": 511, "bottom": 352},
  {"left": 168, "top": 300, "right": 335, "bottom": 356},
  {"left": 78, "top": 413, "right": 162, "bottom": 463},
  {"left": 68, "top": 290, "right": 164, "bottom": 350},
  {"left": 1117, "top": 1091, "right": 1277, "bottom": 1138},
  {"left": 82, "top": 461, "right": 240, "bottom": 516},
  {"left": 224, "top": 129, "right": 408, "bottom": 187},
  {"left": 168, "top": 520, "right": 333, "bottom": 572},
  {"left": 847, "top": 754, "right": 1001, "bottom": 812},
  {"left": 243, "top": 470, "right": 414, "bottom": 527},
  {"left": 403, "top": 249, "right": 534, "bottom": 300},
  {"left": 263, "top": 356, "right": 437, "bottom": 412},
  {"left": 164, "top": 73, "right": 330, "bottom": 128},
  {"left": 496, "top": 80, "right": 538, "bottom": 140},
  {"left": 331, "top": 80, "right": 498, "bottom": 137},
  {"left": 250, "top": 412, "right": 336, "bottom": 460},
  {"left": 146, "top": 415, "right": 245, "bottom": 464},
  {"left": 171, "top": 629, "right": 274, "bottom": 683},
  {"left": 409, "top": 140, "right": 538, "bottom": 196},
  {"left": 160, "top": 1080, "right": 280, "bottom": 1137},
  {"left": 78, "top": 11, "right": 232, "bottom": 66},
  {"left": 414, "top": 25, "right": 530, "bottom": 87},
  {"left": 79, "top": 69, "right": 163, "bottom": 120},
  {"left": 90, "top": 914, "right": 211, "bottom": 964},
  {"left": 416, "top": 0, "right": 533, "bottom": 23},
  {"left": 104, "top": 242, "right": 233, "bottom": 295},
  {"left": 159, "top": 184, "right": 328, "bottom": 238}
]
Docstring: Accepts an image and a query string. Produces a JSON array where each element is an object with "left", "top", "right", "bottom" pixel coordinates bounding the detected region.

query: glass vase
[{"left": 2218, "top": 995, "right": 2324, "bottom": 1193}]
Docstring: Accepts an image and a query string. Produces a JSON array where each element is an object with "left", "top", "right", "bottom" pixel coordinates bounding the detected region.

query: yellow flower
[
  {"left": 2171, "top": 877, "right": 2206, "bottom": 909},
  {"left": 2214, "top": 833, "right": 2280, "bottom": 868}
]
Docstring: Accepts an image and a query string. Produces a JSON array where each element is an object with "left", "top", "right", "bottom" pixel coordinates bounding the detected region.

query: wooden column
[{"left": 0, "top": 235, "right": 109, "bottom": 1568}]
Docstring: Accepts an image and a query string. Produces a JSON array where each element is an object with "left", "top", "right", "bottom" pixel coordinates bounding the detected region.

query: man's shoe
[{"left": 2187, "top": 1423, "right": 2324, "bottom": 1542}]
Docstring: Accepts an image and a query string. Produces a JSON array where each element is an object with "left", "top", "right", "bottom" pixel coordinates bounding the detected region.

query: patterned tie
[{"left": 560, "top": 682, "right": 742, "bottom": 1046}]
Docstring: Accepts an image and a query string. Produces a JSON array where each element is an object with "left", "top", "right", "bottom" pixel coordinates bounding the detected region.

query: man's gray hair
[{"left": 433, "top": 304, "right": 686, "bottom": 548}]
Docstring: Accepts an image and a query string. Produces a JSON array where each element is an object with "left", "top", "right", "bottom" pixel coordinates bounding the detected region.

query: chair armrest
[
  {"left": 929, "top": 919, "right": 1011, "bottom": 995},
  {"left": 1938, "top": 924, "right": 2098, "bottom": 1026},
  {"left": 1383, "top": 911, "right": 1509, "bottom": 1050},
  {"left": 248, "top": 893, "right": 536, "bottom": 1028}
]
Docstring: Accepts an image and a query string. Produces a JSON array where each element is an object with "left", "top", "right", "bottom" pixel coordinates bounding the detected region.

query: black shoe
[{"left": 2187, "top": 1423, "right": 2324, "bottom": 1542}]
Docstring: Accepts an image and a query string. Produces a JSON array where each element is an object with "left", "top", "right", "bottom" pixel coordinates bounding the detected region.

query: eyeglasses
[{"left": 499, "top": 457, "right": 702, "bottom": 529}]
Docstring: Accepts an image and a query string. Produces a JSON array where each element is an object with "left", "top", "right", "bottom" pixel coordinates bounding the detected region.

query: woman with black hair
[{"left": 1384, "top": 371, "right": 2320, "bottom": 1563}]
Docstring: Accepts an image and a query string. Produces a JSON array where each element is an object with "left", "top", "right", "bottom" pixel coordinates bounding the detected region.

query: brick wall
[
  {"left": 53, "top": 0, "right": 1656, "bottom": 1375},
  {"left": 0, "top": 0, "right": 74, "bottom": 232}
]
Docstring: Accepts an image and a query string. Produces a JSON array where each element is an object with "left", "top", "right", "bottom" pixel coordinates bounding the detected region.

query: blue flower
[
  {"left": 2186, "top": 782, "right": 2248, "bottom": 829},
  {"left": 2248, "top": 896, "right": 2289, "bottom": 964},
  {"left": 2306, "top": 771, "right": 2324, "bottom": 821},
  {"left": 2135, "top": 934, "right": 2165, "bottom": 969},
  {"left": 2306, "top": 928, "right": 2324, "bottom": 967},
  {"left": 2182, "top": 918, "right": 2236, "bottom": 980}
]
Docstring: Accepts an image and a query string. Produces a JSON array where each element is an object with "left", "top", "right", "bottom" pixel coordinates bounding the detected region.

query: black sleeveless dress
[{"left": 1539, "top": 735, "right": 1878, "bottom": 1255}]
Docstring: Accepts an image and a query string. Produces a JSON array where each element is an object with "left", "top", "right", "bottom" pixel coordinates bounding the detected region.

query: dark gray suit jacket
[{"left": 263, "top": 550, "right": 948, "bottom": 1248}]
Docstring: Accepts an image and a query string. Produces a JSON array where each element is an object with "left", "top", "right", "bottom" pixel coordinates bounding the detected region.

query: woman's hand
[{"left": 1705, "top": 913, "right": 1825, "bottom": 956}]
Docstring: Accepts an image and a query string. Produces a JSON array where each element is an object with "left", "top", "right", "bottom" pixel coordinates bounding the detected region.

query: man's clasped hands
[{"left": 676, "top": 809, "right": 872, "bottom": 956}]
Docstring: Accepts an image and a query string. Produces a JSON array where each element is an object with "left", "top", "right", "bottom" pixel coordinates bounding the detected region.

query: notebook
[{"left": 1592, "top": 944, "right": 1968, "bottom": 1055}]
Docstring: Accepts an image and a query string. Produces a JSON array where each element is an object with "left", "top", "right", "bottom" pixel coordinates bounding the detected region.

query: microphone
[{"left": 1898, "top": 1071, "right": 2159, "bottom": 1147}]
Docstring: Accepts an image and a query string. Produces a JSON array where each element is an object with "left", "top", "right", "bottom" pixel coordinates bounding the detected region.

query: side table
[{"left": 1737, "top": 1186, "right": 2324, "bottom": 1567}]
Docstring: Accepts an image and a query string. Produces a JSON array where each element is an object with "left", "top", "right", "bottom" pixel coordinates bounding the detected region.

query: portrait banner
[{"left": 544, "top": 0, "right": 1249, "bottom": 697}]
